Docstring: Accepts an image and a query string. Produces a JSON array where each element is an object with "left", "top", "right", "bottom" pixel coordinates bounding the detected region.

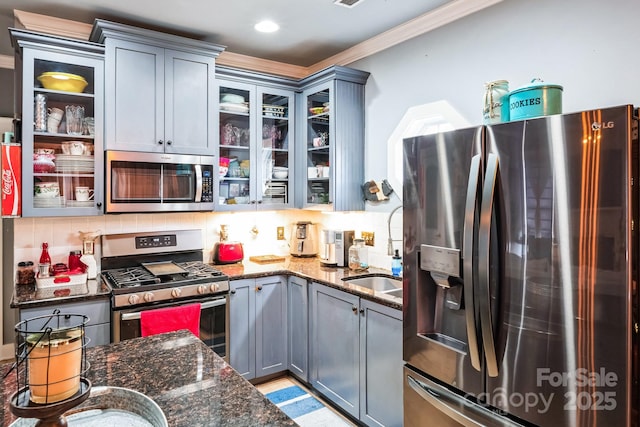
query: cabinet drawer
[{"left": 20, "top": 299, "right": 110, "bottom": 326}]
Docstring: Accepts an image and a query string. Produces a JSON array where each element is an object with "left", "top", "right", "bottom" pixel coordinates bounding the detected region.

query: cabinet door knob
[
  {"left": 166, "top": 140, "right": 172, "bottom": 145},
  {"left": 352, "top": 306, "right": 358, "bottom": 315},
  {"left": 256, "top": 285, "right": 263, "bottom": 292},
  {"left": 360, "top": 308, "right": 365, "bottom": 315},
  {"left": 230, "top": 289, "right": 236, "bottom": 294},
  {"left": 158, "top": 140, "right": 164, "bottom": 145}
]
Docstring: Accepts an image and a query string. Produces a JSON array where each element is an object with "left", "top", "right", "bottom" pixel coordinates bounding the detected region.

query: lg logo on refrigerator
[{"left": 592, "top": 121, "right": 614, "bottom": 131}]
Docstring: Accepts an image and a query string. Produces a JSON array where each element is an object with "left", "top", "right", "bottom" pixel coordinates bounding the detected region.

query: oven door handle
[{"left": 120, "top": 298, "right": 227, "bottom": 321}]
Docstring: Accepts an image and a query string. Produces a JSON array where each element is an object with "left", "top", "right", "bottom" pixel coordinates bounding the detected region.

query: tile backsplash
[{"left": 10, "top": 209, "right": 403, "bottom": 273}]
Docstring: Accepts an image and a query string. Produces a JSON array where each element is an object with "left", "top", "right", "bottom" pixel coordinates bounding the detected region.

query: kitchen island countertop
[{"left": 1, "top": 330, "right": 295, "bottom": 426}]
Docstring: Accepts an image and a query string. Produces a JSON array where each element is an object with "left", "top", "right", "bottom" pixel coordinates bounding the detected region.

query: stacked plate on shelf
[
  {"left": 34, "top": 195, "right": 64, "bottom": 208},
  {"left": 67, "top": 200, "right": 94, "bottom": 208},
  {"left": 55, "top": 155, "right": 95, "bottom": 173},
  {"left": 220, "top": 94, "right": 249, "bottom": 113},
  {"left": 264, "top": 182, "right": 287, "bottom": 203},
  {"left": 263, "top": 104, "right": 286, "bottom": 118}
]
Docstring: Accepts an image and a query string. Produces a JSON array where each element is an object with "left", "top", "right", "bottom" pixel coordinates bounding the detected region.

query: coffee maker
[
  {"left": 335, "top": 230, "right": 355, "bottom": 267},
  {"left": 290, "top": 221, "right": 317, "bottom": 257},
  {"left": 319, "top": 229, "right": 337, "bottom": 266}
]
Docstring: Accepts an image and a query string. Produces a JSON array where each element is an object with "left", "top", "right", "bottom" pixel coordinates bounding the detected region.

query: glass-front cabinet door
[
  {"left": 12, "top": 30, "right": 104, "bottom": 217},
  {"left": 296, "top": 66, "right": 370, "bottom": 211},
  {"left": 304, "top": 87, "right": 331, "bottom": 206},
  {"left": 216, "top": 75, "right": 294, "bottom": 211}
]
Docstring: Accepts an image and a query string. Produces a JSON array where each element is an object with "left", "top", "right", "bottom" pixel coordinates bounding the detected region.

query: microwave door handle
[
  {"left": 478, "top": 152, "right": 500, "bottom": 378},
  {"left": 463, "top": 154, "right": 482, "bottom": 372},
  {"left": 195, "top": 164, "right": 203, "bottom": 202}
]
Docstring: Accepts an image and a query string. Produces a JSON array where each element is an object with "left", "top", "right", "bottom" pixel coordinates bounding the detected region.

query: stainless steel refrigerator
[{"left": 402, "top": 105, "right": 639, "bottom": 426}]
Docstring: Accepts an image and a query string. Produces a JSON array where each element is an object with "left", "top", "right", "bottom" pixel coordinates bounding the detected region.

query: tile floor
[{"left": 255, "top": 376, "right": 359, "bottom": 426}]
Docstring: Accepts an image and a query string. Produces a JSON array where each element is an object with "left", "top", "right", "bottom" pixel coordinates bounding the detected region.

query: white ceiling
[{"left": 1, "top": 0, "right": 467, "bottom": 66}]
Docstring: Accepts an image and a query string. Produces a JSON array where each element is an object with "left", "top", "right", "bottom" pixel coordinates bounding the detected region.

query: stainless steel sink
[
  {"left": 382, "top": 288, "right": 403, "bottom": 298},
  {"left": 342, "top": 275, "right": 402, "bottom": 292}
]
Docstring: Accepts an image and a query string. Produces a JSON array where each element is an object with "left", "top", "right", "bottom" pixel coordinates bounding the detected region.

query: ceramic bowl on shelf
[
  {"left": 272, "top": 166, "right": 288, "bottom": 179},
  {"left": 37, "top": 72, "right": 88, "bottom": 93}
]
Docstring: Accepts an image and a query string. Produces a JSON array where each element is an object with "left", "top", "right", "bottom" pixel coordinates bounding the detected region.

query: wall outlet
[
  {"left": 361, "top": 231, "right": 375, "bottom": 247},
  {"left": 277, "top": 226, "right": 285, "bottom": 240}
]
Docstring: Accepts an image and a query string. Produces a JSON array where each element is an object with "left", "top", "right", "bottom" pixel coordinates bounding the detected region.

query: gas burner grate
[
  {"left": 103, "top": 267, "right": 161, "bottom": 288},
  {"left": 177, "top": 261, "right": 224, "bottom": 278}
]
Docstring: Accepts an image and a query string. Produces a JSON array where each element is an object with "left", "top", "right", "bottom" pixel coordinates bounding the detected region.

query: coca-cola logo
[{"left": 2, "top": 169, "right": 13, "bottom": 196}]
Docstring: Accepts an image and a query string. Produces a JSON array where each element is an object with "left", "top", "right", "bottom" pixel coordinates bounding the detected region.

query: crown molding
[
  {"left": 13, "top": 9, "right": 92, "bottom": 40},
  {"left": 13, "top": 0, "right": 501, "bottom": 78},
  {"left": 216, "top": 51, "right": 308, "bottom": 80},
  {"left": 309, "top": 0, "right": 503, "bottom": 73},
  {"left": 0, "top": 55, "right": 14, "bottom": 69}
]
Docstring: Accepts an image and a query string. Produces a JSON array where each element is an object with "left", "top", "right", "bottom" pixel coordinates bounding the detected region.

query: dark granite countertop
[
  {"left": 1, "top": 330, "right": 295, "bottom": 426},
  {"left": 10, "top": 279, "right": 111, "bottom": 309},
  {"left": 215, "top": 256, "right": 403, "bottom": 310},
  {"left": 10, "top": 256, "right": 402, "bottom": 311}
]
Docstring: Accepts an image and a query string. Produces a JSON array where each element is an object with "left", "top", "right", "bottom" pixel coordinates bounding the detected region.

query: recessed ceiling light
[
  {"left": 334, "top": 0, "right": 365, "bottom": 8},
  {"left": 254, "top": 20, "right": 280, "bottom": 33}
]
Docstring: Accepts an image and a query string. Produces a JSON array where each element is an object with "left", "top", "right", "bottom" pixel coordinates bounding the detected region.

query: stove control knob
[
  {"left": 171, "top": 288, "right": 182, "bottom": 298},
  {"left": 128, "top": 294, "right": 140, "bottom": 305},
  {"left": 198, "top": 285, "right": 208, "bottom": 294},
  {"left": 210, "top": 283, "right": 219, "bottom": 292},
  {"left": 143, "top": 292, "right": 154, "bottom": 303}
]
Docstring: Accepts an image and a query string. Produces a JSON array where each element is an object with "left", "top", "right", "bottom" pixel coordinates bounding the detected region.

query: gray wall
[{"left": 351, "top": 0, "right": 640, "bottom": 212}]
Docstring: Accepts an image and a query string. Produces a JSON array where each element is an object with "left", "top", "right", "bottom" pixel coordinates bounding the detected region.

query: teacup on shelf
[{"left": 34, "top": 182, "right": 60, "bottom": 198}]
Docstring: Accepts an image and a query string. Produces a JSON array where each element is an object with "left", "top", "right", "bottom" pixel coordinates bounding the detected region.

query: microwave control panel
[{"left": 201, "top": 168, "right": 213, "bottom": 202}]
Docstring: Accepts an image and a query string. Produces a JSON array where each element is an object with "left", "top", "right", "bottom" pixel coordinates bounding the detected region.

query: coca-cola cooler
[{"left": 2, "top": 142, "right": 21, "bottom": 217}]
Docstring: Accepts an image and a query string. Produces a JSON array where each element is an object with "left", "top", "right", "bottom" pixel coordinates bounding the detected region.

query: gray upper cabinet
[
  {"left": 215, "top": 66, "right": 297, "bottom": 211},
  {"left": 90, "top": 20, "right": 224, "bottom": 155},
  {"left": 296, "top": 66, "right": 370, "bottom": 211},
  {"left": 10, "top": 28, "right": 105, "bottom": 217}
]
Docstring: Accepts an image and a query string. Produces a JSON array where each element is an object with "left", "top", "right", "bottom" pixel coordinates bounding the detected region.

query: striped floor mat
[{"left": 265, "top": 385, "right": 352, "bottom": 426}]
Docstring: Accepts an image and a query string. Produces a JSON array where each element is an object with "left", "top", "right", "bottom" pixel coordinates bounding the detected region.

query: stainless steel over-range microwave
[{"left": 105, "top": 151, "right": 215, "bottom": 213}]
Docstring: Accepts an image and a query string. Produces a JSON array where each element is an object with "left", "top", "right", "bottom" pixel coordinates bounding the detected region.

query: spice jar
[
  {"left": 17, "top": 261, "right": 36, "bottom": 285},
  {"left": 348, "top": 239, "right": 369, "bottom": 271}
]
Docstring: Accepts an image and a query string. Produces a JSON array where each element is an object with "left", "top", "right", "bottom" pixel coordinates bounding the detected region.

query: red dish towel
[{"left": 140, "top": 303, "right": 201, "bottom": 338}]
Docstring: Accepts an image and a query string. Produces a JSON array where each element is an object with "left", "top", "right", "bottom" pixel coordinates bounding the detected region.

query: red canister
[{"left": 68, "top": 250, "right": 84, "bottom": 273}]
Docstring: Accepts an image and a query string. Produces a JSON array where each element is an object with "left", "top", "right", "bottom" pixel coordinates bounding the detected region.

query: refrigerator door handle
[
  {"left": 478, "top": 152, "right": 500, "bottom": 377},
  {"left": 407, "top": 374, "right": 523, "bottom": 427},
  {"left": 463, "top": 154, "right": 482, "bottom": 371}
]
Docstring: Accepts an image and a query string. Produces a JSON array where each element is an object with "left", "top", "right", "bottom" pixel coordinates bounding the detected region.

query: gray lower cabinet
[
  {"left": 229, "top": 276, "right": 287, "bottom": 380},
  {"left": 287, "top": 276, "right": 308, "bottom": 381},
  {"left": 310, "top": 282, "right": 402, "bottom": 426},
  {"left": 310, "top": 283, "right": 361, "bottom": 418},
  {"left": 18, "top": 298, "right": 111, "bottom": 348},
  {"left": 359, "top": 299, "right": 403, "bottom": 427}
]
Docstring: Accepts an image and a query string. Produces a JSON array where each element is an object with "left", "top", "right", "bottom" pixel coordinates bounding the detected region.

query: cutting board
[{"left": 249, "top": 255, "right": 286, "bottom": 264}]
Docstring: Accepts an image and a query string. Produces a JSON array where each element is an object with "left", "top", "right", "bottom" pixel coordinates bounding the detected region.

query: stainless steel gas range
[{"left": 100, "top": 229, "right": 229, "bottom": 359}]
